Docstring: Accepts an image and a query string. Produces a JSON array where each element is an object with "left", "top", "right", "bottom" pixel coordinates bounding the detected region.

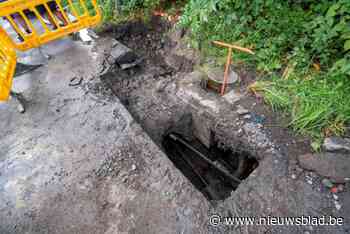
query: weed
[{"left": 180, "top": 0, "right": 350, "bottom": 140}]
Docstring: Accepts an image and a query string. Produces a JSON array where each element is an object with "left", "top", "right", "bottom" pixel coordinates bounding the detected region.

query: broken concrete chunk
[
  {"left": 108, "top": 40, "right": 140, "bottom": 69},
  {"left": 298, "top": 153, "right": 350, "bottom": 183},
  {"left": 323, "top": 137, "right": 350, "bottom": 154},
  {"left": 87, "top": 29, "right": 99, "bottom": 39},
  {"left": 79, "top": 29, "right": 93, "bottom": 43}
]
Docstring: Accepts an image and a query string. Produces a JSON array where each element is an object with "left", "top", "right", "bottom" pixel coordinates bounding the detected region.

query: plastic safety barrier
[
  {"left": 0, "top": 28, "right": 16, "bottom": 101},
  {"left": 0, "top": 0, "right": 101, "bottom": 101},
  {"left": 0, "top": 0, "right": 101, "bottom": 51}
]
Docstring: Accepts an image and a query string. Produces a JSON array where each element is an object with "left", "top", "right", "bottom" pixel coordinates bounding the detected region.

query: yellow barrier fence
[
  {"left": 0, "top": 0, "right": 101, "bottom": 51},
  {"left": 0, "top": 28, "right": 16, "bottom": 101},
  {"left": 0, "top": 0, "right": 101, "bottom": 101}
]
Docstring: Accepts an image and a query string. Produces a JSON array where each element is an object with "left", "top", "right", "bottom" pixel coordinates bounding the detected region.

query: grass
[
  {"left": 178, "top": 0, "right": 350, "bottom": 145},
  {"left": 94, "top": 1, "right": 350, "bottom": 146},
  {"left": 249, "top": 74, "right": 350, "bottom": 147}
]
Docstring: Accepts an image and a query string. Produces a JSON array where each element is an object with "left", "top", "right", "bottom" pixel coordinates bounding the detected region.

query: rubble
[
  {"left": 236, "top": 105, "right": 249, "bottom": 115},
  {"left": 323, "top": 137, "right": 350, "bottom": 153},
  {"left": 108, "top": 39, "right": 141, "bottom": 70}
]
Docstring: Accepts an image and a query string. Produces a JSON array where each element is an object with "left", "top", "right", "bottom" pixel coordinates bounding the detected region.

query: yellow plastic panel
[
  {"left": 0, "top": 28, "right": 16, "bottom": 101},
  {"left": 0, "top": 0, "right": 101, "bottom": 51}
]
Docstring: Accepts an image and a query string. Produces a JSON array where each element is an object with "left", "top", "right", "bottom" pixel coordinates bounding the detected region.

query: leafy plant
[{"left": 180, "top": 0, "right": 350, "bottom": 140}]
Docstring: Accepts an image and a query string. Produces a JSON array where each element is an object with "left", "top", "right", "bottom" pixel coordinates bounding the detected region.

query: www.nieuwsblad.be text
[{"left": 209, "top": 215, "right": 344, "bottom": 227}]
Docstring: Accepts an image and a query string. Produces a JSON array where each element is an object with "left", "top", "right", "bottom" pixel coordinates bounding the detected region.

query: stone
[
  {"left": 222, "top": 90, "right": 242, "bottom": 105},
  {"left": 334, "top": 200, "right": 341, "bottom": 210},
  {"left": 120, "top": 58, "right": 143, "bottom": 70},
  {"left": 323, "top": 137, "right": 350, "bottom": 153},
  {"left": 109, "top": 39, "right": 139, "bottom": 69},
  {"left": 243, "top": 114, "right": 251, "bottom": 120},
  {"left": 236, "top": 105, "right": 249, "bottom": 115},
  {"left": 17, "top": 103, "right": 25, "bottom": 114},
  {"left": 78, "top": 29, "right": 93, "bottom": 43},
  {"left": 69, "top": 77, "right": 83, "bottom": 86},
  {"left": 131, "top": 164, "right": 137, "bottom": 171},
  {"left": 110, "top": 40, "right": 132, "bottom": 59},
  {"left": 237, "top": 129, "right": 243, "bottom": 137},
  {"left": 337, "top": 184, "right": 345, "bottom": 192},
  {"left": 298, "top": 153, "right": 350, "bottom": 183}
]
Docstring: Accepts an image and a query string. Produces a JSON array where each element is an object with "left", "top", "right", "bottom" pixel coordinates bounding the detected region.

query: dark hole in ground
[{"left": 162, "top": 132, "right": 258, "bottom": 201}]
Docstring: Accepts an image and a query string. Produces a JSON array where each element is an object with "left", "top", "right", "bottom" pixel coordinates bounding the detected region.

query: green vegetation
[
  {"left": 96, "top": 0, "right": 162, "bottom": 22},
  {"left": 96, "top": 0, "right": 187, "bottom": 22},
  {"left": 94, "top": 0, "right": 350, "bottom": 144},
  {"left": 179, "top": 0, "right": 350, "bottom": 142}
]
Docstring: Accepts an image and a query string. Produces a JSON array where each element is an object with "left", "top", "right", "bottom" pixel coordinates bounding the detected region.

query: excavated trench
[
  {"left": 162, "top": 132, "right": 258, "bottom": 200},
  {"left": 101, "top": 17, "right": 259, "bottom": 201}
]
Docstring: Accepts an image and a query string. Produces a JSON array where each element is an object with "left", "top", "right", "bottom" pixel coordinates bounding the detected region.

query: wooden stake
[
  {"left": 221, "top": 48, "right": 232, "bottom": 96},
  {"left": 212, "top": 40, "right": 255, "bottom": 96}
]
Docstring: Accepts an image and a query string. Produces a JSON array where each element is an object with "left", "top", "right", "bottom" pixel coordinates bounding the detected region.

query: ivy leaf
[
  {"left": 344, "top": 40, "right": 350, "bottom": 51},
  {"left": 210, "top": 0, "right": 218, "bottom": 12},
  {"left": 341, "top": 33, "right": 350, "bottom": 40},
  {"left": 326, "top": 3, "right": 340, "bottom": 18}
]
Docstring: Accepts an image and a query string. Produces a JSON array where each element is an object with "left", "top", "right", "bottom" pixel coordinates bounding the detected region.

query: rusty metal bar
[
  {"left": 169, "top": 133, "right": 242, "bottom": 184},
  {"left": 221, "top": 47, "right": 232, "bottom": 96},
  {"left": 212, "top": 40, "right": 255, "bottom": 95},
  {"left": 213, "top": 41, "right": 254, "bottom": 55}
]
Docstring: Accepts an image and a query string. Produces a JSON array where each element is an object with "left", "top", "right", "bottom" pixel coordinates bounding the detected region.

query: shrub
[{"left": 180, "top": 0, "right": 350, "bottom": 140}]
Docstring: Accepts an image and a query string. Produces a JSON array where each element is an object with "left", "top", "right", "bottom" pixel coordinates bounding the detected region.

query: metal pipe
[
  {"left": 221, "top": 47, "right": 232, "bottom": 96},
  {"left": 212, "top": 41, "right": 255, "bottom": 55},
  {"left": 169, "top": 134, "right": 242, "bottom": 184}
]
